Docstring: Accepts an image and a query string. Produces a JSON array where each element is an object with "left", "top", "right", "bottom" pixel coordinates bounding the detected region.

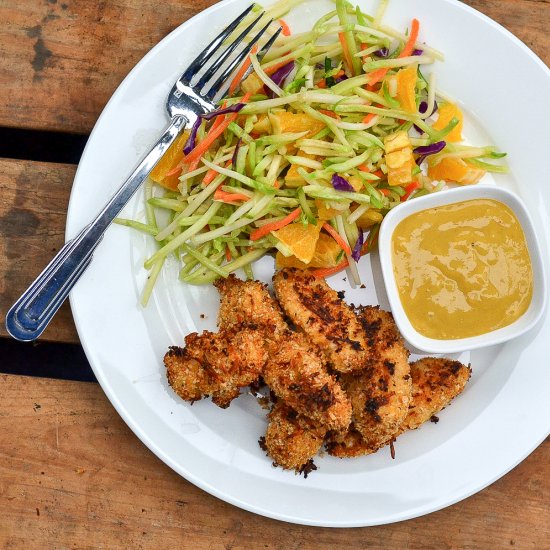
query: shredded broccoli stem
[{"left": 127, "top": 0, "right": 507, "bottom": 298}]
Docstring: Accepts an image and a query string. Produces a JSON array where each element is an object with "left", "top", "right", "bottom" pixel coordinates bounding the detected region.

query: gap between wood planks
[
  {"left": 0, "top": 127, "right": 88, "bottom": 164},
  {"left": 0, "top": 126, "right": 93, "bottom": 381}
]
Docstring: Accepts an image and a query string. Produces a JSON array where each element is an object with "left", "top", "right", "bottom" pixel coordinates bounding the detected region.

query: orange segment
[
  {"left": 432, "top": 103, "right": 463, "bottom": 142},
  {"left": 315, "top": 199, "right": 341, "bottom": 221},
  {"left": 276, "top": 232, "right": 343, "bottom": 269},
  {"left": 428, "top": 157, "right": 485, "bottom": 185},
  {"left": 395, "top": 66, "right": 417, "bottom": 113},
  {"left": 150, "top": 131, "right": 189, "bottom": 190},
  {"left": 285, "top": 153, "right": 318, "bottom": 188},
  {"left": 271, "top": 112, "right": 325, "bottom": 136},
  {"left": 272, "top": 221, "right": 321, "bottom": 264}
]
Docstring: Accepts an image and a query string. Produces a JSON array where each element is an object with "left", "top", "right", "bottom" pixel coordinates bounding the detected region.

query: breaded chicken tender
[
  {"left": 263, "top": 332, "right": 352, "bottom": 432},
  {"left": 165, "top": 328, "right": 267, "bottom": 408},
  {"left": 325, "top": 424, "right": 372, "bottom": 458},
  {"left": 215, "top": 275, "right": 287, "bottom": 335},
  {"left": 337, "top": 306, "right": 411, "bottom": 454},
  {"left": 262, "top": 401, "right": 326, "bottom": 474},
  {"left": 327, "top": 357, "right": 471, "bottom": 457},
  {"left": 398, "top": 357, "right": 471, "bottom": 433},
  {"left": 273, "top": 268, "right": 371, "bottom": 373}
]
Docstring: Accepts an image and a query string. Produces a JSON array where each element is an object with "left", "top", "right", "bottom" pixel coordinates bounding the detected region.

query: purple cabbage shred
[
  {"left": 183, "top": 118, "right": 202, "bottom": 155},
  {"left": 413, "top": 140, "right": 446, "bottom": 165},
  {"left": 413, "top": 100, "right": 439, "bottom": 133},
  {"left": 266, "top": 61, "right": 295, "bottom": 98},
  {"left": 373, "top": 47, "right": 389, "bottom": 58},
  {"left": 331, "top": 174, "right": 355, "bottom": 192},
  {"left": 200, "top": 102, "right": 246, "bottom": 121},
  {"left": 351, "top": 230, "right": 364, "bottom": 262},
  {"left": 232, "top": 138, "right": 242, "bottom": 168}
]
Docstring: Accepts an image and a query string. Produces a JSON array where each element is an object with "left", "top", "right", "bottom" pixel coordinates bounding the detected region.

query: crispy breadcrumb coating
[
  {"left": 263, "top": 401, "right": 326, "bottom": 473},
  {"left": 215, "top": 275, "right": 287, "bottom": 335},
  {"left": 337, "top": 306, "right": 411, "bottom": 454},
  {"left": 327, "top": 357, "right": 471, "bottom": 457},
  {"left": 273, "top": 269, "right": 371, "bottom": 373},
  {"left": 166, "top": 273, "right": 473, "bottom": 474},
  {"left": 325, "top": 424, "right": 373, "bottom": 458},
  {"left": 165, "top": 328, "right": 267, "bottom": 408},
  {"left": 263, "top": 332, "right": 352, "bottom": 432},
  {"left": 398, "top": 357, "right": 471, "bottom": 433}
]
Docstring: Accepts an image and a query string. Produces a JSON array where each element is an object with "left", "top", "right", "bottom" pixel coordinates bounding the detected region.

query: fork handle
[{"left": 5, "top": 114, "right": 188, "bottom": 342}]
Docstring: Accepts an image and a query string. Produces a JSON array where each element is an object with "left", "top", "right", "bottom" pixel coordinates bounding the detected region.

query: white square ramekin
[{"left": 378, "top": 185, "right": 547, "bottom": 354}]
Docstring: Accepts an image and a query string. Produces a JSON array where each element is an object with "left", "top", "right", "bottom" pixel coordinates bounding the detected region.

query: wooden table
[{"left": 1, "top": 1, "right": 548, "bottom": 547}]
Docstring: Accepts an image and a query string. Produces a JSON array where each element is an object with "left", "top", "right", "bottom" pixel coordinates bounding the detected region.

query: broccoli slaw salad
[{"left": 115, "top": 0, "right": 507, "bottom": 305}]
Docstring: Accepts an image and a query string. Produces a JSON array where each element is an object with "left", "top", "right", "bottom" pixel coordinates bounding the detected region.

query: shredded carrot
[
  {"left": 311, "top": 258, "right": 349, "bottom": 278},
  {"left": 249, "top": 207, "right": 301, "bottom": 241},
  {"left": 338, "top": 32, "right": 354, "bottom": 75},
  {"left": 214, "top": 188, "right": 250, "bottom": 203},
  {"left": 319, "top": 109, "right": 340, "bottom": 119},
  {"left": 228, "top": 46, "right": 258, "bottom": 95},
  {"left": 183, "top": 94, "right": 251, "bottom": 164},
  {"left": 362, "top": 113, "right": 377, "bottom": 125},
  {"left": 367, "top": 18, "right": 420, "bottom": 88},
  {"left": 225, "top": 246, "right": 232, "bottom": 262},
  {"left": 401, "top": 180, "right": 421, "bottom": 201},
  {"left": 202, "top": 168, "right": 219, "bottom": 185},
  {"left": 358, "top": 165, "right": 385, "bottom": 179},
  {"left": 164, "top": 165, "right": 182, "bottom": 178},
  {"left": 322, "top": 222, "right": 352, "bottom": 256},
  {"left": 400, "top": 18, "right": 421, "bottom": 58},
  {"left": 264, "top": 58, "right": 293, "bottom": 75},
  {"left": 208, "top": 100, "right": 228, "bottom": 134},
  {"left": 278, "top": 19, "right": 291, "bottom": 36},
  {"left": 366, "top": 70, "right": 386, "bottom": 90},
  {"left": 171, "top": 158, "right": 199, "bottom": 178}
]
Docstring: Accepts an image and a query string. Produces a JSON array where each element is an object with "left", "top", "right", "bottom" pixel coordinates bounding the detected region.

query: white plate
[{"left": 67, "top": 0, "right": 550, "bottom": 527}]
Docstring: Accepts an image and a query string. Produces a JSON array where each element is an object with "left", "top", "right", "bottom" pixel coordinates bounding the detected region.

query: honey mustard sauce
[{"left": 392, "top": 199, "right": 533, "bottom": 339}]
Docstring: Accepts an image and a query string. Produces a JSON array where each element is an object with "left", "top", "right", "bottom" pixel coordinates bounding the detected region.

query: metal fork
[{"left": 6, "top": 6, "right": 280, "bottom": 342}]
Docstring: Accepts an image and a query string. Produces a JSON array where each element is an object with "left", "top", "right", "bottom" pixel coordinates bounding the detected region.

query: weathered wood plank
[
  {"left": 0, "top": 158, "right": 78, "bottom": 343},
  {"left": 0, "top": 0, "right": 216, "bottom": 134},
  {"left": 0, "top": 374, "right": 548, "bottom": 549},
  {"left": 0, "top": 0, "right": 548, "bottom": 134}
]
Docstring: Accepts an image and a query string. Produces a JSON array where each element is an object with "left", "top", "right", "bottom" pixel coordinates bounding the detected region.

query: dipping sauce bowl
[{"left": 378, "top": 185, "right": 547, "bottom": 353}]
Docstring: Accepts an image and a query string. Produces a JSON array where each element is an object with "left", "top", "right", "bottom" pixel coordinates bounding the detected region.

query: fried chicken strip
[
  {"left": 273, "top": 269, "right": 371, "bottom": 373},
  {"left": 262, "top": 401, "right": 326, "bottom": 474},
  {"left": 263, "top": 332, "right": 352, "bottom": 432},
  {"left": 397, "top": 357, "right": 471, "bottom": 433},
  {"left": 216, "top": 274, "right": 351, "bottom": 432},
  {"left": 327, "top": 357, "right": 471, "bottom": 457},
  {"left": 165, "top": 328, "right": 267, "bottom": 408},
  {"left": 215, "top": 275, "right": 287, "bottom": 335},
  {"left": 336, "top": 306, "right": 411, "bottom": 454}
]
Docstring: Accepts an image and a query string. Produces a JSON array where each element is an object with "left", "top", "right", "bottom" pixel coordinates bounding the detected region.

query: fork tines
[{"left": 180, "top": 5, "right": 279, "bottom": 100}]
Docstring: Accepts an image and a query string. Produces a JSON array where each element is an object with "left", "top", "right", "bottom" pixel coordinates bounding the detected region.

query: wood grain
[
  {"left": 0, "top": 0, "right": 216, "bottom": 134},
  {"left": 0, "top": 373, "right": 548, "bottom": 549},
  {"left": 0, "top": 0, "right": 548, "bottom": 135},
  {"left": 0, "top": 158, "right": 79, "bottom": 343}
]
